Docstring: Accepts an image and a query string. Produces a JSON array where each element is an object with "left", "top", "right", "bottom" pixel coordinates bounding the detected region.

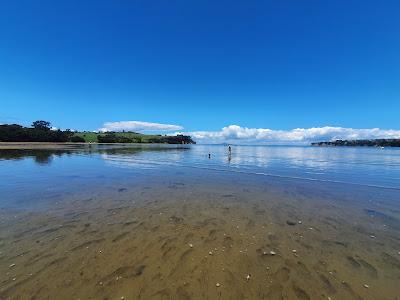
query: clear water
[
  {"left": 1, "top": 145, "right": 399, "bottom": 207},
  {"left": 0, "top": 144, "right": 399, "bottom": 299}
]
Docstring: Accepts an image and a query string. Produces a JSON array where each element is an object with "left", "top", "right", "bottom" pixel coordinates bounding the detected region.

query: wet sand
[{"left": 1, "top": 170, "right": 399, "bottom": 300}]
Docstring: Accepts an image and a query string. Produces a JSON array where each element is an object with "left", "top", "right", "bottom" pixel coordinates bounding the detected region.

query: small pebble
[
  {"left": 298, "top": 221, "right": 302, "bottom": 224},
  {"left": 270, "top": 251, "right": 276, "bottom": 255},
  {"left": 292, "top": 249, "right": 297, "bottom": 253},
  {"left": 189, "top": 244, "right": 193, "bottom": 248},
  {"left": 209, "top": 251, "right": 213, "bottom": 255},
  {"left": 216, "top": 283, "right": 221, "bottom": 287},
  {"left": 370, "top": 235, "right": 375, "bottom": 238},
  {"left": 246, "top": 274, "right": 251, "bottom": 281},
  {"left": 9, "top": 263, "right": 16, "bottom": 268},
  {"left": 363, "top": 284, "right": 369, "bottom": 288}
]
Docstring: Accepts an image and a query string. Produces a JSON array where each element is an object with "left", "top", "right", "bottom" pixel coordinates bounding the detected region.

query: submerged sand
[{"left": 0, "top": 169, "right": 399, "bottom": 300}]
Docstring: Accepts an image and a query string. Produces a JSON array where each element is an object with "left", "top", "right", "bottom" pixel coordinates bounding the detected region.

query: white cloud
[
  {"left": 99, "top": 121, "right": 183, "bottom": 132},
  {"left": 176, "top": 125, "right": 400, "bottom": 144}
]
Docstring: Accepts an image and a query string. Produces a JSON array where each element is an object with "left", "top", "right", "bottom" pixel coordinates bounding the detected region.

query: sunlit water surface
[{"left": 0, "top": 144, "right": 399, "bottom": 299}]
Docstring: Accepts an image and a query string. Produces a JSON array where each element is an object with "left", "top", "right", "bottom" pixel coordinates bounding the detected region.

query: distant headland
[
  {"left": 0, "top": 121, "right": 195, "bottom": 144},
  {"left": 311, "top": 139, "right": 400, "bottom": 147}
]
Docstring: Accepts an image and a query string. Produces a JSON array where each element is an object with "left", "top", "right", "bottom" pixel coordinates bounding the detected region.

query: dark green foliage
[
  {"left": 117, "top": 136, "right": 133, "bottom": 143},
  {"left": 148, "top": 135, "right": 195, "bottom": 144},
  {"left": 96, "top": 133, "right": 194, "bottom": 144},
  {"left": 70, "top": 136, "right": 85, "bottom": 143},
  {"left": 97, "top": 133, "right": 117, "bottom": 143},
  {"left": 0, "top": 121, "right": 73, "bottom": 142},
  {"left": 312, "top": 139, "right": 400, "bottom": 147},
  {"left": 165, "top": 135, "right": 195, "bottom": 144},
  {"left": 32, "top": 120, "right": 51, "bottom": 131},
  {"left": 97, "top": 133, "right": 133, "bottom": 143},
  {"left": 0, "top": 124, "right": 28, "bottom": 142}
]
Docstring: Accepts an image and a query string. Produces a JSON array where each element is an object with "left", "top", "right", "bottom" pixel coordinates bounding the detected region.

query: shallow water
[{"left": 0, "top": 144, "right": 399, "bottom": 299}]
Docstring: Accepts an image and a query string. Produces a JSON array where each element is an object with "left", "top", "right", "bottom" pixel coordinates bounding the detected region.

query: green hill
[
  {"left": 73, "top": 131, "right": 195, "bottom": 144},
  {"left": 0, "top": 122, "right": 195, "bottom": 144}
]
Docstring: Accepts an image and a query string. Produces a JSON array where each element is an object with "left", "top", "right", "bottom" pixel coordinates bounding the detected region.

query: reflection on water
[
  {"left": 0, "top": 149, "right": 72, "bottom": 165},
  {"left": 99, "top": 145, "right": 400, "bottom": 189},
  {"left": 0, "top": 144, "right": 400, "bottom": 299},
  {"left": 0, "top": 145, "right": 190, "bottom": 166},
  {"left": 1, "top": 144, "right": 399, "bottom": 186}
]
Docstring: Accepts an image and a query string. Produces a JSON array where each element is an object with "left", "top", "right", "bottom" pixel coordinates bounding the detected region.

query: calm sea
[{"left": 0, "top": 144, "right": 399, "bottom": 299}]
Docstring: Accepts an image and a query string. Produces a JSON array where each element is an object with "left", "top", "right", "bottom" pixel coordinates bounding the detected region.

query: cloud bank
[
  {"left": 177, "top": 125, "right": 400, "bottom": 144},
  {"left": 99, "top": 121, "right": 183, "bottom": 132}
]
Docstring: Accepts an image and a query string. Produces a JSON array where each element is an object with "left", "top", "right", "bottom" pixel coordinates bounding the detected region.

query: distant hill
[
  {"left": 0, "top": 121, "right": 195, "bottom": 144},
  {"left": 311, "top": 139, "right": 400, "bottom": 147}
]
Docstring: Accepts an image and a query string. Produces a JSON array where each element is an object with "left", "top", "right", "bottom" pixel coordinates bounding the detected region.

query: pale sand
[{"left": 0, "top": 171, "right": 399, "bottom": 299}]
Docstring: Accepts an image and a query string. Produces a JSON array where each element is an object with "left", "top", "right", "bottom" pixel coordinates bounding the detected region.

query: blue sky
[{"left": 1, "top": 1, "right": 399, "bottom": 142}]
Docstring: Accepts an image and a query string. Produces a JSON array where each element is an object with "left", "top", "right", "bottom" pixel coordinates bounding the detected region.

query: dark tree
[
  {"left": 32, "top": 120, "right": 51, "bottom": 131},
  {"left": 311, "top": 139, "right": 400, "bottom": 147},
  {"left": 0, "top": 122, "right": 71, "bottom": 142},
  {"left": 97, "top": 133, "right": 133, "bottom": 143},
  {"left": 70, "top": 136, "right": 85, "bottom": 143},
  {"left": 97, "top": 133, "right": 118, "bottom": 143}
]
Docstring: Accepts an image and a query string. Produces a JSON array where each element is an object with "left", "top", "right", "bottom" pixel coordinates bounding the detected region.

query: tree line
[
  {"left": 0, "top": 121, "right": 76, "bottom": 142},
  {"left": 0, "top": 121, "right": 195, "bottom": 144},
  {"left": 311, "top": 139, "right": 400, "bottom": 147},
  {"left": 97, "top": 132, "right": 195, "bottom": 144}
]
